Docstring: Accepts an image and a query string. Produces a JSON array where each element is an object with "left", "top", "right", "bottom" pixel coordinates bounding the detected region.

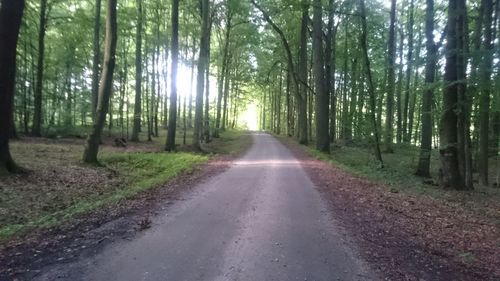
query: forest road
[{"left": 36, "top": 133, "right": 374, "bottom": 281}]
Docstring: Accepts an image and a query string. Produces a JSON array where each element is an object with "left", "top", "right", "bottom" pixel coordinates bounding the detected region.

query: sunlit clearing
[
  {"left": 241, "top": 103, "right": 259, "bottom": 131},
  {"left": 174, "top": 64, "right": 194, "bottom": 99}
]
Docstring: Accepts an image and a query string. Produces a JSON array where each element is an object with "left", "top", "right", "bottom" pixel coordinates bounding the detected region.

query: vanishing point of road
[{"left": 36, "top": 133, "right": 375, "bottom": 281}]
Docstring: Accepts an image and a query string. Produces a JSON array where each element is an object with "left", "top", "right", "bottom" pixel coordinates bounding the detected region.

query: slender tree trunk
[
  {"left": 165, "top": 0, "right": 179, "bottom": 151},
  {"left": 131, "top": 0, "right": 143, "bottom": 142},
  {"left": 163, "top": 40, "right": 170, "bottom": 129},
  {"left": 396, "top": 28, "right": 404, "bottom": 143},
  {"left": 83, "top": 0, "right": 118, "bottom": 163},
  {"left": 385, "top": 0, "right": 397, "bottom": 152},
  {"left": 312, "top": 0, "right": 329, "bottom": 152},
  {"left": 193, "top": 0, "right": 209, "bottom": 149},
  {"left": 479, "top": 0, "right": 494, "bottom": 186},
  {"left": 215, "top": 5, "right": 232, "bottom": 138},
  {"left": 407, "top": 31, "right": 422, "bottom": 143},
  {"left": 359, "top": 0, "right": 384, "bottom": 168},
  {"left": 341, "top": 24, "right": 349, "bottom": 142},
  {"left": 204, "top": 24, "right": 211, "bottom": 143},
  {"left": 348, "top": 59, "right": 359, "bottom": 140},
  {"left": 297, "top": 1, "right": 309, "bottom": 144},
  {"left": 416, "top": 0, "right": 437, "bottom": 177},
  {"left": 222, "top": 65, "right": 230, "bottom": 131},
  {"left": 188, "top": 35, "right": 196, "bottom": 129},
  {"left": 403, "top": 0, "right": 415, "bottom": 143},
  {"left": 91, "top": 0, "right": 102, "bottom": 121},
  {"left": 326, "top": 1, "right": 337, "bottom": 143},
  {"left": 32, "top": 0, "right": 47, "bottom": 136},
  {"left": 146, "top": 50, "right": 152, "bottom": 142}
]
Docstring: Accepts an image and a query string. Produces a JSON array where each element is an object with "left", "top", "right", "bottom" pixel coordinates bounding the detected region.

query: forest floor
[
  {"left": 279, "top": 137, "right": 500, "bottom": 281},
  {"left": 0, "top": 129, "right": 252, "bottom": 278}
]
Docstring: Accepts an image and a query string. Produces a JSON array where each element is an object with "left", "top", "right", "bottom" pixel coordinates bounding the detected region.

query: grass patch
[
  {"left": 0, "top": 129, "right": 250, "bottom": 241},
  {"left": 204, "top": 129, "right": 253, "bottom": 156},
  {"left": 0, "top": 151, "right": 207, "bottom": 240},
  {"left": 100, "top": 152, "right": 208, "bottom": 198},
  {"left": 302, "top": 142, "right": 500, "bottom": 200}
]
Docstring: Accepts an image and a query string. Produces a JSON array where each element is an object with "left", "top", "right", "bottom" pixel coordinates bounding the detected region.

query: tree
[
  {"left": 416, "top": 0, "right": 437, "bottom": 177},
  {"left": 215, "top": 0, "right": 232, "bottom": 138},
  {"left": 312, "top": 0, "right": 329, "bottom": 153},
  {"left": 32, "top": 0, "right": 48, "bottom": 136},
  {"left": 478, "top": 0, "right": 494, "bottom": 186},
  {"left": 402, "top": 0, "right": 415, "bottom": 143},
  {"left": 83, "top": 0, "right": 118, "bottom": 163},
  {"left": 439, "top": 0, "right": 472, "bottom": 190},
  {"left": 0, "top": 0, "right": 25, "bottom": 173},
  {"left": 384, "top": 0, "right": 397, "bottom": 153},
  {"left": 297, "top": 1, "right": 309, "bottom": 144},
  {"left": 130, "top": 0, "right": 143, "bottom": 142},
  {"left": 165, "top": 0, "right": 179, "bottom": 151},
  {"left": 250, "top": 0, "right": 308, "bottom": 145},
  {"left": 193, "top": 0, "right": 210, "bottom": 150},
  {"left": 325, "top": 0, "right": 337, "bottom": 143},
  {"left": 91, "top": 0, "right": 102, "bottom": 120},
  {"left": 359, "top": 0, "right": 384, "bottom": 168}
]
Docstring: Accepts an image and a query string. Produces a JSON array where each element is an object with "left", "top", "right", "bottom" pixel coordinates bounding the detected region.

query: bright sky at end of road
[{"left": 241, "top": 103, "right": 259, "bottom": 131}]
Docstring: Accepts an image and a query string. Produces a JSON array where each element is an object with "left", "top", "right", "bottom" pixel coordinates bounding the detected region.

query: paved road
[{"left": 37, "top": 133, "right": 374, "bottom": 281}]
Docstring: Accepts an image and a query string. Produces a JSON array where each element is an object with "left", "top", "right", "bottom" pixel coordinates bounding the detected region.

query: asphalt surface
[{"left": 36, "top": 133, "right": 374, "bottom": 281}]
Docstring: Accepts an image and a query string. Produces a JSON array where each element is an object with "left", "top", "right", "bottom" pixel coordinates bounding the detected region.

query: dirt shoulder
[
  {"left": 280, "top": 138, "right": 499, "bottom": 281},
  {"left": 0, "top": 131, "right": 252, "bottom": 280}
]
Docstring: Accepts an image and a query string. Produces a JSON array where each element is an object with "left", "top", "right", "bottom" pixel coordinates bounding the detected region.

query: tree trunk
[
  {"left": 165, "top": 0, "right": 179, "bottom": 151},
  {"left": 439, "top": 0, "right": 471, "bottom": 190},
  {"left": 341, "top": 24, "right": 349, "bottom": 142},
  {"left": 297, "top": 1, "right": 309, "bottom": 145},
  {"left": 193, "top": 0, "right": 209, "bottom": 150},
  {"left": 91, "top": 0, "right": 102, "bottom": 121},
  {"left": 215, "top": 4, "right": 231, "bottom": 138},
  {"left": 416, "top": 0, "right": 437, "bottom": 177},
  {"left": 204, "top": 23, "right": 211, "bottom": 143},
  {"left": 396, "top": 28, "right": 404, "bottom": 144},
  {"left": 312, "top": 0, "right": 329, "bottom": 152},
  {"left": 402, "top": 0, "right": 415, "bottom": 143},
  {"left": 32, "top": 0, "right": 47, "bottom": 137},
  {"left": 359, "top": 0, "right": 384, "bottom": 168},
  {"left": 479, "top": 0, "right": 494, "bottom": 186},
  {"left": 407, "top": 31, "right": 422, "bottom": 143},
  {"left": 385, "top": 0, "right": 397, "bottom": 152},
  {"left": 0, "top": 0, "right": 25, "bottom": 173},
  {"left": 347, "top": 59, "right": 359, "bottom": 140},
  {"left": 83, "top": 0, "right": 118, "bottom": 163},
  {"left": 326, "top": 0, "right": 337, "bottom": 143},
  {"left": 188, "top": 35, "right": 196, "bottom": 129},
  {"left": 130, "top": 0, "right": 143, "bottom": 142}
]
